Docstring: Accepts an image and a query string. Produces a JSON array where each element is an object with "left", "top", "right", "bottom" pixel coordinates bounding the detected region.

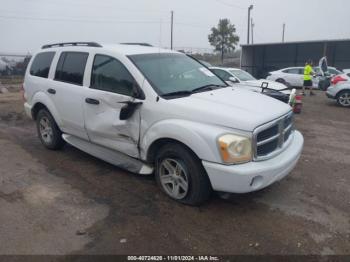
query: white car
[
  {"left": 326, "top": 80, "right": 350, "bottom": 107},
  {"left": 23, "top": 42, "right": 304, "bottom": 205},
  {"left": 210, "top": 67, "right": 291, "bottom": 95},
  {"left": 267, "top": 66, "right": 342, "bottom": 88}
]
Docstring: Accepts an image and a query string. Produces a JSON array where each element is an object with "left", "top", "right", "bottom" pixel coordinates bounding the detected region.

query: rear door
[
  {"left": 283, "top": 68, "right": 304, "bottom": 87},
  {"left": 50, "top": 51, "right": 89, "bottom": 140},
  {"left": 83, "top": 54, "right": 143, "bottom": 158}
]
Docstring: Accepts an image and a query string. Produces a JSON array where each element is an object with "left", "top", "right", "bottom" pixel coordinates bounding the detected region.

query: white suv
[{"left": 23, "top": 42, "right": 304, "bottom": 205}]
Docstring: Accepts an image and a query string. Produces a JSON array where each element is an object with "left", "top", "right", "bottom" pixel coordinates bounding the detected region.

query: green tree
[{"left": 208, "top": 19, "right": 240, "bottom": 64}]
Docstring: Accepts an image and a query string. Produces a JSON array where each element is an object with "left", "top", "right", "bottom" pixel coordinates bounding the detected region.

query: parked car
[
  {"left": 326, "top": 80, "right": 350, "bottom": 107},
  {"left": 316, "top": 57, "right": 343, "bottom": 90},
  {"left": 23, "top": 42, "right": 304, "bottom": 205},
  {"left": 267, "top": 66, "right": 342, "bottom": 88},
  {"left": 210, "top": 67, "right": 291, "bottom": 94},
  {"left": 267, "top": 67, "right": 305, "bottom": 87},
  {"left": 314, "top": 66, "right": 342, "bottom": 76}
]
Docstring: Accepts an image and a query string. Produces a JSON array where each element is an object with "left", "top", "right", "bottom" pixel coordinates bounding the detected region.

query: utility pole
[
  {"left": 282, "top": 23, "right": 286, "bottom": 43},
  {"left": 251, "top": 18, "right": 254, "bottom": 44},
  {"left": 247, "top": 5, "right": 253, "bottom": 44},
  {"left": 170, "top": 11, "right": 174, "bottom": 50}
]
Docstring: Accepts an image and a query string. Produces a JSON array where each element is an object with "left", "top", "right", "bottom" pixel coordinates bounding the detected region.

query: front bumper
[
  {"left": 326, "top": 91, "right": 336, "bottom": 99},
  {"left": 203, "top": 131, "right": 304, "bottom": 193}
]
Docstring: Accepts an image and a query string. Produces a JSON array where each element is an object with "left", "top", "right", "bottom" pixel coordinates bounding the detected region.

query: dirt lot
[{"left": 0, "top": 82, "right": 349, "bottom": 255}]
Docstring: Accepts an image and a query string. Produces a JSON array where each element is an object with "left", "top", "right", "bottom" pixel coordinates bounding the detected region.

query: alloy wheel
[
  {"left": 39, "top": 116, "right": 53, "bottom": 144},
  {"left": 159, "top": 158, "right": 189, "bottom": 200}
]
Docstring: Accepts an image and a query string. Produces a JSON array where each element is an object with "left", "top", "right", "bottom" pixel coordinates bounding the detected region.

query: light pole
[
  {"left": 251, "top": 18, "right": 255, "bottom": 44},
  {"left": 170, "top": 11, "right": 174, "bottom": 50},
  {"left": 247, "top": 5, "right": 253, "bottom": 44},
  {"left": 282, "top": 23, "right": 286, "bottom": 42}
]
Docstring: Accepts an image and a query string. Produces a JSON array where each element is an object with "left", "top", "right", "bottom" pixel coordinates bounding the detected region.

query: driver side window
[{"left": 91, "top": 54, "right": 135, "bottom": 97}]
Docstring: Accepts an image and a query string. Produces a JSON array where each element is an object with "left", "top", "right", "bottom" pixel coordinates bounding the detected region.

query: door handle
[
  {"left": 118, "top": 101, "right": 143, "bottom": 106},
  {"left": 47, "top": 88, "right": 56, "bottom": 94},
  {"left": 85, "top": 98, "right": 100, "bottom": 105}
]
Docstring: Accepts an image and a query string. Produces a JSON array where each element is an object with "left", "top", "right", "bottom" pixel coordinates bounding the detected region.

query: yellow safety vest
[{"left": 304, "top": 65, "right": 313, "bottom": 81}]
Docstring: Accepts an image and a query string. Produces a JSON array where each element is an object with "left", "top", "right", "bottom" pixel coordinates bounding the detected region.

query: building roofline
[{"left": 241, "top": 38, "right": 350, "bottom": 47}]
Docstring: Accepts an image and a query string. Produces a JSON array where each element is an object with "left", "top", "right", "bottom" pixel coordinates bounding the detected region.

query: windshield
[
  {"left": 129, "top": 53, "right": 225, "bottom": 95},
  {"left": 229, "top": 69, "right": 256, "bottom": 81}
]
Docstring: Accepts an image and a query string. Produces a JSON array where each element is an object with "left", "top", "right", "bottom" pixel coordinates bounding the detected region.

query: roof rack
[
  {"left": 42, "top": 42, "right": 102, "bottom": 49},
  {"left": 120, "top": 43, "right": 153, "bottom": 47}
]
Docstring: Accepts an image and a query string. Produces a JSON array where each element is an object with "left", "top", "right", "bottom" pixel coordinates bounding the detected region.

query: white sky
[{"left": 1, "top": 0, "right": 349, "bottom": 53}]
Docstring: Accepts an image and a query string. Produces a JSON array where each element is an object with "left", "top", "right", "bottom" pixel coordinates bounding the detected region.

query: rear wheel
[
  {"left": 155, "top": 143, "right": 212, "bottom": 206},
  {"left": 276, "top": 78, "right": 286, "bottom": 84},
  {"left": 337, "top": 90, "right": 350, "bottom": 107},
  {"left": 36, "top": 109, "right": 65, "bottom": 150}
]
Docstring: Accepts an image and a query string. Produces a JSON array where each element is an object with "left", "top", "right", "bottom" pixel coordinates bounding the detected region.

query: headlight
[{"left": 218, "top": 134, "right": 252, "bottom": 164}]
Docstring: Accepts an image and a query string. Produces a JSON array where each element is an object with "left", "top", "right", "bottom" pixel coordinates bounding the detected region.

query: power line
[
  {"left": 0, "top": 14, "right": 166, "bottom": 24},
  {"left": 174, "top": 22, "right": 210, "bottom": 29},
  {"left": 214, "top": 0, "right": 247, "bottom": 10},
  {"left": 0, "top": 14, "right": 214, "bottom": 30}
]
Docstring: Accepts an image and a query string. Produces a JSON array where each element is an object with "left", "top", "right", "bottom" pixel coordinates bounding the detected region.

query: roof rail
[
  {"left": 42, "top": 42, "right": 102, "bottom": 49},
  {"left": 120, "top": 43, "right": 153, "bottom": 47}
]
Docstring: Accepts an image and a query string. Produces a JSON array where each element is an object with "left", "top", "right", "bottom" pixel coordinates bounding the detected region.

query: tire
[
  {"left": 276, "top": 78, "right": 286, "bottom": 84},
  {"left": 336, "top": 90, "right": 350, "bottom": 107},
  {"left": 36, "top": 109, "right": 66, "bottom": 150},
  {"left": 155, "top": 143, "right": 212, "bottom": 206}
]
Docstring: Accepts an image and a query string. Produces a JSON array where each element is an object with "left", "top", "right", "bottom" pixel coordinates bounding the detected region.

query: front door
[{"left": 83, "top": 54, "right": 142, "bottom": 158}]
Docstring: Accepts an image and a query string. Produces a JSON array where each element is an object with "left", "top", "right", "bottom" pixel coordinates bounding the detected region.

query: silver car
[{"left": 326, "top": 81, "right": 350, "bottom": 107}]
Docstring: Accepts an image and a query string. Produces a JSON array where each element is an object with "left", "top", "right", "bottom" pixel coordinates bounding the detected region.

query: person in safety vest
[{"left": 302, "top": 60, "right": 315, "bottom": 96}]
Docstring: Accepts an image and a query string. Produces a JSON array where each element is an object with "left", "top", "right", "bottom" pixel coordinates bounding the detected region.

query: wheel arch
[
  {"left": 31, "top": 91, "right": 63, "bottom": 126},
  {"left": 141, "top": 120, "right": 221, "bottom": 164},
  {"left": 32, "top": 102, "right": 48, "bottom": 120},
  {"left": 336, "top": 88, "right": 350, "bottom": 98},
  {"left": 146, "top": 138, "right": 201, "bottom": 164}
]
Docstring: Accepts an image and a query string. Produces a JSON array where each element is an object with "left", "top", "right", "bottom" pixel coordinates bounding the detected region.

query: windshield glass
[
  {"left": 229, "top": 69, "right": 256, "bottom": 81},
  {"left": 129, "top": 53, "right": 225, "bottom": 95}
]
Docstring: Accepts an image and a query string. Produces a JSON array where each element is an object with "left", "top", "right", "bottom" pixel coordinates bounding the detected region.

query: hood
[
  {"left": 168, "top": 87, "right": 292, "bottom": 132},
  {"left": 244, "top": 79, "right": 288, "bottom": 91}
]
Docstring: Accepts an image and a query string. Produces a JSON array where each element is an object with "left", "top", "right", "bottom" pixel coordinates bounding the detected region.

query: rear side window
[
  {"left": 30, "top": 52, "right": 55, "bottom": 78},
  {"left": 55, "top": 52, "right": 89, "bottom": 86},
  {"left": 283, "top": 68, "right": 301, "bottom": 74},
  {"left": 90, "top": 54, "right": 135, "bottom": 96}
]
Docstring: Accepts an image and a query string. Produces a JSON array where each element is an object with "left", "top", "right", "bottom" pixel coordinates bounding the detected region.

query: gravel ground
[{"left": 0, "top": 87, "right": 349, "bottom": 255}]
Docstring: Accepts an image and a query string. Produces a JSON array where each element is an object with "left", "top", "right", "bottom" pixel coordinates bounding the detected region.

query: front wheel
[
  {"left": 337, "top": 90, "right": 350, "bottom": 107},
  {"left": 155, "top": 143, "right": 212, "bottom": 206},
  {"left": 36, "top": 109, "right": 66, "bottom": 150}
]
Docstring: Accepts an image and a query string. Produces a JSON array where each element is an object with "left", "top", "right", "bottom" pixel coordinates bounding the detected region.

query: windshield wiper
[
  {"left": 191, "top": 84, "right": 226, "bottom": 93},
  {"left": 162, "top": 90, "right": 193, "bottom": 98},
  {"left": 162, "top": 84, "right": 226, "bottom": 98}
]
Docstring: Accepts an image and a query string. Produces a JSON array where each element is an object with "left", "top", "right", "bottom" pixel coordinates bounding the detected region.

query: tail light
[{"left": 331, "top": 75, "right": 347, "bottom": 86}]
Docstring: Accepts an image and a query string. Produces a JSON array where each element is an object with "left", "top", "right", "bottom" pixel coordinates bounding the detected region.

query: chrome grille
[{"left": 253, "top": 112, "right": 294, "bottom": 161}]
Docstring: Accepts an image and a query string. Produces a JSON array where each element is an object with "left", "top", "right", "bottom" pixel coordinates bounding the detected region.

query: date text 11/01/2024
[{"left": 127, "top": 256, "right": 219, "bottom": 261}]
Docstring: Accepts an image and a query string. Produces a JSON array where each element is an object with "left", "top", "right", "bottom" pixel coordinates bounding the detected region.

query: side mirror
[
  {"left": 132, "top": 82, "right": 145, "bottom": 100},
  {"left": 119, "top": 101, "right": 143, "bottom": 120},
  {"left": 229, "top": 76, "right": 239, "bottom": 83}
]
